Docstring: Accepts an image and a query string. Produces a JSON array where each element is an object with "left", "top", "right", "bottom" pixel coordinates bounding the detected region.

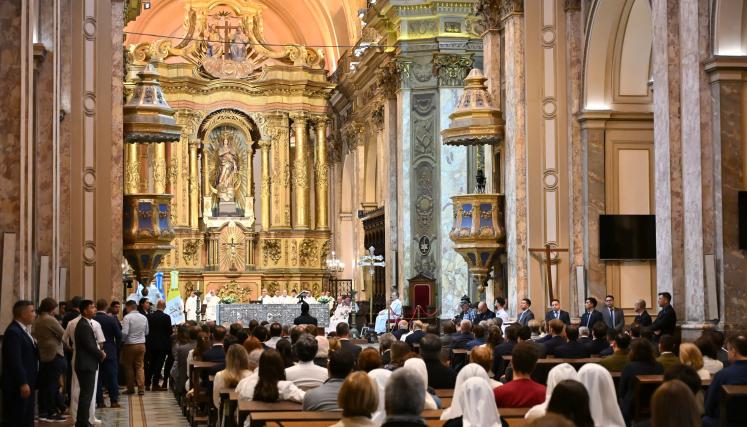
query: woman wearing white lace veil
[
  {"left": 402, "top": 358, "right": 438, "bottom": 409},
  {"left": 444, "top": 377, "right": 502, "bottom": 427},
  {"left": 440, "top": 363, "right": 491, "bottom": 421},
  {"left": 525, "top": 363, "right": 578, "bottom": 421},
  {"left": 577, "top": 363, "right": 625, "bottom": 427},
  {"left": 367, "top": 368, "right": 392, "bottom": 424}
]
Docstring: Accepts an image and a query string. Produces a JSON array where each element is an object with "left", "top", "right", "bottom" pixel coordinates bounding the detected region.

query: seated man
[
  {"left": 419, "top": 333, "right": 456, "bottom": 389},
  {"left": 465, "top": 324, "right": 487, "bottom": 350},
  {"left": 585, "top": 321, "right": 610, "bottom": 355},
  {"left": 474, "top": 302, "right": 496, "bottom": 324},
  {"left": 541, "top": 319, "right": 567, "bottom": 356},
  {"left": 493, "top": 342, "right": 546, "bottom": 408},
  {"left": 597, "top": 333, "right": 631, "bottom": 372},
  {"left": 449, "top": 319, "right": 474, "bottom": 350},
  {"left": 286, "top": 333, "right": 328, "bottom": 390},
  {"left": 656, "top": 334, "right": 680, "bottom": 371},
  {"left": 302, "top": 349, "right": 354, "bottom": 411},
  {"left": 336, "top": 322, "right": 362, "bottom": 362},
  {"left": 404, "top": 320, "right": 426, "bottom": 347},
  {"left": 554, "top": 326, "right": 591, "bottom": 359},
  {"left": 392, "top": 320, "right": 409, "bottom": 341},
  {"left": 704, "top": 334, "right": 747, "bottom": 427},
  {"left": 382, "top": 368, "right": 427, "bottom": 427},
  {"left": 375, "top": 293, "right": 402, "bottom": 334}
]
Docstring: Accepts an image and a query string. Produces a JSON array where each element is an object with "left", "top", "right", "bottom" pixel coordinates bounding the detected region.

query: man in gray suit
[{"left": 602, "top": 295, "right": 625, "bottom": 333}]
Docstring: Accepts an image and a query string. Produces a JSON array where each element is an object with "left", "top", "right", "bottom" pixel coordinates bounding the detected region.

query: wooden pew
[
  {"left": 718, "top": 384, "right": 747, "bottom": 427},
  {"left": 237, "top": 400, "right": 303, "bottom": 426},
  {"left": 434, "top": 388, "right": 454, "bottom": 398},
  {"left": 254, "top": 409, "right": 444, "bottom": 426},
  {"left": 632, "top": 375, "right": 712, "bottom": 422},
  {"left": 187, "top": 361, "right": 220, "bottom": 427}
]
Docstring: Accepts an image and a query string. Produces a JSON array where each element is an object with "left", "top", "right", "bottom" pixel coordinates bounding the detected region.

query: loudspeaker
[{"left": 740, "top": 191, "right": 747, "bottom": 250}]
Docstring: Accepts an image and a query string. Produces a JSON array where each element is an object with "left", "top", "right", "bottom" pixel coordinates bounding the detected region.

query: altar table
[{"left": 216, "top": 303, "right": 330, "bottom": 326}]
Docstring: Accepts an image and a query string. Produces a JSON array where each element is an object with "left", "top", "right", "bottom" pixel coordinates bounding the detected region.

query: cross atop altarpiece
[
  {"left": 528, "top": 244, "right": 568, "bottom": 302},
  {"left": 215, "top": 20, "right": 240, "bottom": 60}
]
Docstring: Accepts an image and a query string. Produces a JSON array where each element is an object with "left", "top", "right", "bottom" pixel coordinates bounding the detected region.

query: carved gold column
[
  {"left": 189, "top": 140, "right": 199, "bottom": 229},
  {"left": 267, "top": 113, "right": 291, "bottom": 229},
  {"left": 291, "top": 113, "right": 310, "bottom": 229},
  {"left": 201, "top": 143, "right": 212, "bottom": 218},
  {"left": 125, "top": 143, "right": 139, "bottom": 195},
  {"left": 153, "top": 142, "right": 167, "bottom": 194},
  {"left": 259, "top": 137, "right": 272, "bottom": 229},
  {"left": 314, "top": 117, "right": 329, "bottom": 230}
]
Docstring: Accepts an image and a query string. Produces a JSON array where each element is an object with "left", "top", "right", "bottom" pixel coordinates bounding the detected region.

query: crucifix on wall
[
  {"left": 214, "top": 20, "right": 240, "bottom": 60},
  {"left": 528, "top": 243, "right": 568, "bottom": 302}
]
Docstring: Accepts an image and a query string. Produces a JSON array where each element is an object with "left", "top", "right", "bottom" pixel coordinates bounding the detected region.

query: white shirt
[
  {"left": 63, "top": 316, "right": 105, "bottom": 349},
  {"left": 285, "top": 361, "right": 328, "bottom": 391},
  {"left": 236, "top": 371, "right": 305, "bottom": 427},
  {"left": 122, "top": 312, "right": 149, "bottom": 344},
  {"left": 703, "top": 356, "right": 724, "bottom": 375},
  {"left": 266, "top": 336, "right": 282, "bottom": 349},
  {"left": 15, "top": 320, "right": 36, "bottom": 345},
  {"left": 213, "top": 369, "right": 252, "bottom": 409},
  {"left": 495, "top": 308, "right": 509, "bottom": 324}
]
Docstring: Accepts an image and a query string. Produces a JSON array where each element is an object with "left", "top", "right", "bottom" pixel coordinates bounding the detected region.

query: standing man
[
  {"left": 494, "top": 296, "right": 510, "bottom": 325},
  {"left": 602, "top": 295, "right": 625, "bottom": 332},
  {"left": 74, "top": 300, "right": 105, "bottom": 427},
  {"left": 94, "top": 299, "right": 122, "bottom": 408},
  {"left": 122, "top": 300, "right": 149, "bottom": 396},
  {"left": 2, "top": 300, "right": 39, "bottom": 427},
  {"left": 633, "top": 299, "right": 652, "bottom": 327},
  {"left": 184, "top": 291, "right": 198, "bottom": 321},
  {"left": 33, "top": 298, "right": 67, "bottom": 422},
  {"left": 580, "top": 297, "right": 603, "bottom": 329},
  {"left": 145, "top": 300, "right": 173, "bottom": 391},
  {"left": 650, "top": 292, "right": 676, "bottom": 341},
  {"left": 517, "top": 298, "right": 534, "bottom": 327},
  {"left": 544, "top": 299, "right": 571, "bottom": 325},
  {"left": 474, "top": 302, "right": 496, "bottom": 323}
]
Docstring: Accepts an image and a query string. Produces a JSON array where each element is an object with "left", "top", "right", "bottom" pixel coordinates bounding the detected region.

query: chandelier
[{"left": 326, "top": 250, "right": 345, "bottom": 273}]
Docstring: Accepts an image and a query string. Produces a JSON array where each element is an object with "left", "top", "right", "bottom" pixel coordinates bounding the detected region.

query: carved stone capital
[
  {"left": 432, "top": 54, "right": 474, "bottom": 87},
  {"left": 188, "top": 139, "right": 200, "bottom": 150},
  {"left": 371, "top": 105, "right": 385, "bottom": 131},
  {"left": 312, "top": 116, "right": 330, "bottom": 129},
  {"left": 564, "top": 0, "right": 581, "bottom": 12},
  {"left": 475, "top": 0, "right": 502, "bottom": 30},
  {"left": 258, "top": 137, "right": 272, "bottom": 149},
  {"left": 500, "top": 0, "right": 524, "bottom": 20},
  {"left": 289, "top": 111, "right": 309, "bottom": 126}
]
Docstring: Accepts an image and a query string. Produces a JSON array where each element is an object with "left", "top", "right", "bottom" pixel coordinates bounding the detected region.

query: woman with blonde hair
[
  {"left": 212, "top": 345, "right": 252, "bottom": 408},
  {"left": 330, "top": 371, "right": 379, "bottom": 427},
  {"left": 679, "top": 342, "right": 711, "bottom": 380}
]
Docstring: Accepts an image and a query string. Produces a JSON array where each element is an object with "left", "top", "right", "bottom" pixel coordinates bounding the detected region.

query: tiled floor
[{"left": 36, "top": 389, "right": 188, "bottom": 427}]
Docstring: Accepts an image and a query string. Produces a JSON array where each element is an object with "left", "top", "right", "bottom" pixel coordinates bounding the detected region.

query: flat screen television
[{"left": 599, "top": 214, "right": 656, "bottom": 260}]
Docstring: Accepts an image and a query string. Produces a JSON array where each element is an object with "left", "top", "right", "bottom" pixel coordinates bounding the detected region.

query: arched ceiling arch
[
  {"left": 713, "top": 0, "right": 747, "bottom": 55},
  {"left": 124, "top": 0, "right": 365, "bottom": 72}
]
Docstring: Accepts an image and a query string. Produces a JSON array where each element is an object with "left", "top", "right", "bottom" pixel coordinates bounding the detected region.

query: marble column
[
  {"left": 705, "top": 57, "right": 747, "bottom": 330},
  {"left": 188, "top": 140, "right": 199, "bottom": 230},
  {"left": 314, "top": 118, "right": 329, "bottom": 231},
  {"left": 291, "top": 113, "right": 310, "bottom": 229},
  {"left": 259, "top": 137, "right": 272, "bottom": 229},
  {"left": 577, "top": 113, "right": 609, "bottom": 300},
  {"left": 502, "top": 2, "right": 529, "bottom": 315}
]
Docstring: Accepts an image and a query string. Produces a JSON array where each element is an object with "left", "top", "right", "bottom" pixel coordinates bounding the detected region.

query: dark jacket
[
  {"left": 650, "top": 304, "right": 676, "bottom": 337},
  {"left": 293, "top": 313, "right": 318, "bottom": 326},
  {"left": 146, "top": 309, "right": 173, "bottom": 352},
  {"left": 339, "top": 339, "right": 362, "bottom": 362},
  {"left": 1, "top": 321, "right": 39, "bottom": 391},
  {"left": 423, "top": 357, "right": 457, "bottom": 389},
  {"left": 474, "top": 309, "right": 496, "bottom": 324},
  {"left": 705, "top": 360, "right": 747, "bottom": 423},
  {"left": 382, "top": 415, "right": 427, "bottom": 427},
  {"left": 74, "top": 318, "right": 101, "bottom": 373},
  {"left": 448, "top": 332, "right": 473, "bottom": 350},
  {"left": 554, "top": 341, "right": 591, "bottom": 359},
  {"left": 517, "top": 309, "right": 534, "bottom": 326},
  {"left": 94, "top": 311, "right": 122, "bottom": 361},
  {"left": 405, "top": 330, "right": 426, "bottom": 348},
  {"left": 580, "top": 309, "right": 603, "bottom": 329},
  {"left": 586, "top": 338, "right": 611, "bottom": 355},
  {"left": 620, "top": 361, "right": 664, "bottom": 424},
  {"left": 542, "top": 336, "right": 566, "bottom": 356},
  {"left": 392, "top": 329, "right": 408, "bottom": 340},
  {"left": 544, "top": 310, "right": 571, "bottom": 325},
  {"left": 634, "top": 311, "right": 652, "bottom": 327},
  {"left": 61, "top": 310, "right": 80, "bottom": 329},
  {"left": 493, "top": 341, "right": 516, "bottom": 376}
]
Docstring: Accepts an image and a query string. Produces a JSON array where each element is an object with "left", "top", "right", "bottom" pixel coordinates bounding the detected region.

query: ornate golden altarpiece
[{"left": 124, "top": 0, "right": 333, "bottom": 302}]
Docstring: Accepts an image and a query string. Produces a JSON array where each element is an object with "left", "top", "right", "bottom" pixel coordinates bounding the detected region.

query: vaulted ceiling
[{"left": 124, "top": 0, "right": 366, "bottom": 72}]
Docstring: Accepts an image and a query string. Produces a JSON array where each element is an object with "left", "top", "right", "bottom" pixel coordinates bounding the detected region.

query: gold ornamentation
[
  {"left": 319, "top": 239, "right": 330, "bottom": 265},
  {"left": 432, "top": 54, "right": 474, "bottom": 87},
  {"left": 182, "top": 239, "right": 202, "bottom": 265},
  {"left": 217, "top": 280, "right": 252, "bottom": 303},
  {"left": 262, "top": 239, "right": 281, "bottom": 264},
  {"left": 125, "top": 160, "right": 141, "bottom": 192},
  {"left": 299, "top": 239, "right": 317, "bottom": 266},
  {"left": 289, "top": 241, "right": 298, "bottom": 266}
]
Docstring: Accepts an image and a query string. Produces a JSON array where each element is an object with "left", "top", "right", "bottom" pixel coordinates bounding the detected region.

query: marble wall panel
[
  {"left": 439, "top": 88, "right": 468, "bottom": 319},
  {"left": 398, "top": 90, "right": 411, "bottom": 302},
  {"left": 110, "top": 0, "right": 124, "bottom": 299},
  {"left": 582, "top": 125, "right": 606, "bottom": 300}
]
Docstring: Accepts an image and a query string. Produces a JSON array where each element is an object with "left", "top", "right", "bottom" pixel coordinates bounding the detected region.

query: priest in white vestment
[
  {"left": 327, "top": 298, "right": 353, "bottom": 333},
  {"left": 375, "top": 293, "right": 402, "bottom": 334},
  {"left": 185, "top": 292, "right": 198, "bottom": 321},
  {"left": 204, "top": 290, "right": 218, "bottom": 321}
]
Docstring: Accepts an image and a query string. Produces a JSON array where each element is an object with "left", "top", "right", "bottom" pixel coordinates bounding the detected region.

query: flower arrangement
[
  {"left": 317, "top": 295, "right": 332, "bottom": 304},
  {"left": 220, "top": 296, "right": 237, "bottom": 304}
]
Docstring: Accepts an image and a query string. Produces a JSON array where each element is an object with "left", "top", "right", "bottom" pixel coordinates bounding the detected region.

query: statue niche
[{"left": 205, "top": 126, "right": 252, "bottom": 218}]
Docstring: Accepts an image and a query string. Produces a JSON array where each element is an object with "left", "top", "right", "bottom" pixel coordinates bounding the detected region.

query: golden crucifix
[
  {"left": 528, "top": 243, "right": 568, "bottom": 302},
  {"left": 214, "top": 19, "right": 240, "bottom": 60}
]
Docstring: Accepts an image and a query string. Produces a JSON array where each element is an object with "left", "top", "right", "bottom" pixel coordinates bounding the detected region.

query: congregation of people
[{"left": 2, "top": 289, "right": 747, "bottom": 427}]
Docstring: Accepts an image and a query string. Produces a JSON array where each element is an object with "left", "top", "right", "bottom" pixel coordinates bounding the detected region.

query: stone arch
[{"left": 713, "top": 0, "right": 747, "bottom": 55}]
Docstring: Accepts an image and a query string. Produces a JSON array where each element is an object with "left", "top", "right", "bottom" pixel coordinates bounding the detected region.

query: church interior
[{"left": 2, "top": 0, "right": 747, "bottom": 426}]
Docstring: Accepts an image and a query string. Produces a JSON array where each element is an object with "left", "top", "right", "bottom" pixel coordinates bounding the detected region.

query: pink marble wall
[{"left": 111, "top": 0, "right": 124, "bottom": 299}]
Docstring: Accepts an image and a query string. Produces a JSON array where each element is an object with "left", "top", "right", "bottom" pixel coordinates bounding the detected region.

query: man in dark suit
[
  {"left": 145, "top": 300, "right": 172, "bottom": 391},
  {"left": 544, "top": 299, "right": 571, "bottom": 325},
  {"left": 541, "top": 319, "right": 567, "bottom": 356},
  {"left": 94, "top": 299, "right": 122, "bottom": 407},
  {"left": 419, "top": 333, "right": 456, "bottom": 388},
  {"left": 650, "top": 292, "right": 676, "bottom": 341},
  {"left": 392, "top": 320, "right": 409, "bottom": 340},
  {"left": 554, "top": 326, "right": 591, "bottom": 358},
  {"left": 633, "top": 299, "right": 652, "bottom": 327},
  {"left": 336, "top": 322, "right": 362, "bottom": 363},
  {"left": 580, "top": 297, "right": 603, "bottom": 329},
  {"left": 2, "top": 300, "right": 39, "bottom": 427},
  {"left": 602, "top": 295, "right": 625, "bottom": 332},
  {"left": 585, "top": 321, "right": 610, "bottom": 355},
  {"left": 474, "top": 302, "right": 496, "bottom": 323},
  {"left": 293, "top": 301, "right": 318, "bottom": 326},
  {"left": 449, "top": 319, "right": 474, "bottom": 349},
  {"left": 516, "top": 298, "right": 534, "bottom": 326},
  {"left": 74, "top": 300, "right": 105, "bottom": 427},
  {"left": 704, "top": 334, "right": 747, "bottom": 427},
  {"left": 493, "top": 325, "right": 519, "bottom": 377},
  {"left": 404, "top": 320, "right": 426, "bottom": 348}
]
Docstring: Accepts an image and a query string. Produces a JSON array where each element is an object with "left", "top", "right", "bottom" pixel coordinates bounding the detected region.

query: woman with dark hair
[
  {"left": 619, "top": 340, "right": 664, "bottom": 424},
  {"left": 236, "top": 349, "right": 304, "bottom": 403},
  {"left": 275, "top": 339, "right": 295, "bottom": 368},
  {"left": 695, "top": 336, "right": 723, "bottom": 375},
  {"left": 483, "top": 325, "right": 503, "bottom": 352},
  {"left": 546, "top": 380, "right": 595, "bottom": 427},
  {"left": 650, "top": 380, "right": 701, "bottom": 427}
]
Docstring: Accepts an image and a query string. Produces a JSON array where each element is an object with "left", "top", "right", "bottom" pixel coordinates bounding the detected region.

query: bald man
[
  {"left": 474, "top": 301, "right": 496, "bottom": 323},
  {"left": 145, "top": 300, "right": 172, "bottom": 391}
]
